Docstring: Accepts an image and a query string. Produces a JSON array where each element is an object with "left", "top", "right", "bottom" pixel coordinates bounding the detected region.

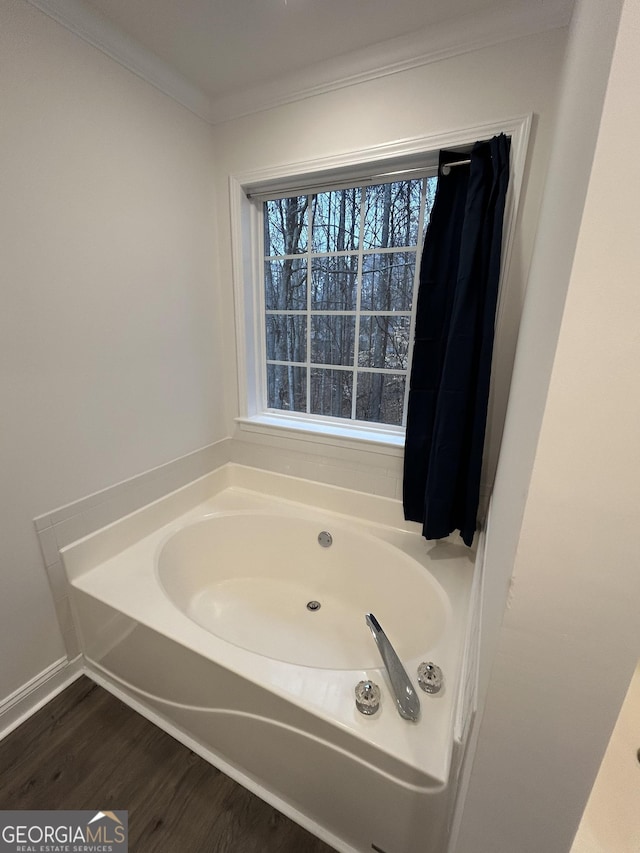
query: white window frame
[{"left": 230, "top": 116, "right": 531, "bottom": 454}]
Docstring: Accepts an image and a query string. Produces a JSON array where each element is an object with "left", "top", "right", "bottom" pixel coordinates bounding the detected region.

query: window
[
  {"left": 232, "top": 118, "right": 528, "bottom": 450},
  {"left": 262, "top": 176, "right": 437, "bottom": 429}
]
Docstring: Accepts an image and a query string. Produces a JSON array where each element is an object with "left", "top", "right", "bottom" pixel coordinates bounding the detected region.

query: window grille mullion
[
  {"left": 351, "top": 188, "right": 367, "bottom": 420},
  {"left": 306, "top": 197, "right": 312, "bottom": 414},
  {"left": 265, "top": 310, "right": 413, "bottom": 316},
  {"left": 267, "top": 360, "right": 406, "bottom": 374},
  {"left": 266, "top": 245, "right": 419, "bottom": 262}
]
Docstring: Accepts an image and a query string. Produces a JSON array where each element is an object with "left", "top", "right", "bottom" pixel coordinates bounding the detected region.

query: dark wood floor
[{"left": 0, "top": 676, "right": 336, "bottom": 852}]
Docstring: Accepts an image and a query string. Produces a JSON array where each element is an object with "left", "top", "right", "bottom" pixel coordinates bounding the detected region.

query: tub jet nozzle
[{"left": 317, "top": 531, "right": 333, "bottom": 547}]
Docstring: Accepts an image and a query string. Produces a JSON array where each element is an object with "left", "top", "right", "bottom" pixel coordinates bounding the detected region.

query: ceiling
[
  {"left": 31, "top": 0, "right": 573, "bottom": 122},
  {"left": 78, "top": 0, "right": 569, "bottom": 102}
]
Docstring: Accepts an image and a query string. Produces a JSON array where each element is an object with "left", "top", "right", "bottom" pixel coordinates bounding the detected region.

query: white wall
[
  {"left": 0, "top": 0, "right": 223, "bottom": 699},
  {"left": 1, "top": 0, "right": 568, "bottom": 720},
  {"left": 471, "top": 0, "right": 625, "bottom": 712},
  {"left": 454, "top": 0, "right": 640, "bottom": 850},
  {"left": 212, "top": 26, "right": 569, "bottom": 475}
]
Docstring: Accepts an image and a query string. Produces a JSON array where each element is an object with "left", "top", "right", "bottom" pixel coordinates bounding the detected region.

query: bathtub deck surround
[{"left": 60, "top": 464, "right": 477, "bottom": 853}]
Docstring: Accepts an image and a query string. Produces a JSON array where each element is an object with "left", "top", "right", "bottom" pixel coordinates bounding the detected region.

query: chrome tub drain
[{"left": 306, "top": 600, "right": 321, "bottom": 611}]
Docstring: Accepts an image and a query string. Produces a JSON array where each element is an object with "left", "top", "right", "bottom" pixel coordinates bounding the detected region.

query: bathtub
[{"left": 62, "top": 464, "right": 477, "bottom": 853}]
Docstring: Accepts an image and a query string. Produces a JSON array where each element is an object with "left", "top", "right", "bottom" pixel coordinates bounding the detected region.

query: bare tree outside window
[{"left": 263, "top": 177, "right": 437, "bottom": 426}]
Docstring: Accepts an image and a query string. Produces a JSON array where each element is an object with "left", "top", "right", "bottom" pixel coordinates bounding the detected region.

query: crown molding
[
  {"left": 25, "top": 0, "right": 212, "bottom": 122},
  {"left": 209, "top": 0, "right": 573, "bottom": 124},
  {"left": 27, "top": 0, "right": 572, "bottom": 126}
]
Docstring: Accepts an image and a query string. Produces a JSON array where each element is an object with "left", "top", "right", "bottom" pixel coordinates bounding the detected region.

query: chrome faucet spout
[{"left": 365, "top": 613, "right": 420, "bottom": 722}]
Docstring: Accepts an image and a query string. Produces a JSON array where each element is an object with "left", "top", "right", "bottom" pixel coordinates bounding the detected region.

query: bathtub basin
[{"left": 157, "top": 511, "right": 449, "bottom": 669}]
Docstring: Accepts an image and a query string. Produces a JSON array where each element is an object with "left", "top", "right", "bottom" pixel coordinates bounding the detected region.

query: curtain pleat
[{"left": 403, "top": 134, "right": 510, "bottom": 546}]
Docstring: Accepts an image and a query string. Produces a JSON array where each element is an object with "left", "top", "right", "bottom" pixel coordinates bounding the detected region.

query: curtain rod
[
  {"left": 440, "top": 158, "right": 471, "bottom": 175},
  {"left": 245, "top": 165, "right": 437, "bottom": 201},
  {"left": 246, "top": 158, "right": 471, "bottom": 201}
]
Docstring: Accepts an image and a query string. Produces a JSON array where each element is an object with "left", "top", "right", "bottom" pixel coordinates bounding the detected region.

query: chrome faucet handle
[
  {"left": 365, "top": 613, "right": 420, "bottom": 722},
  {"left": 417, "top": 661, "right": 444, "bottom": 694},
  {"left": 355, "top": 680, "right": 381, "bottom": 715}
]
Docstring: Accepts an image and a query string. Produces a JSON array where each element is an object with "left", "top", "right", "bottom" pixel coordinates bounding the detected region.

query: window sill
[{"left": 235, "top": 414, "right": 405, "bottom": 456}]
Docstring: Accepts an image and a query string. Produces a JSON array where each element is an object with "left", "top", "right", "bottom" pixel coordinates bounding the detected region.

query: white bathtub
[
  {"left": 157, "top": 511, "right": 450, "bottom": 669},
  {"left": 62, "top": 464, "right": 477, "bottom": 853}
]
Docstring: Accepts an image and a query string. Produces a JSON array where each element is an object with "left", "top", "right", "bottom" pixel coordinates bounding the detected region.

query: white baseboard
[{"left": 0, "top": 655, "right": 84, "bottom": 741}]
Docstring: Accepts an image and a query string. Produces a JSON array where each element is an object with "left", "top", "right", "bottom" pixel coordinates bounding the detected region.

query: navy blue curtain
[{"left": 403, "top": 134, "right": 510, "bottom": 547}]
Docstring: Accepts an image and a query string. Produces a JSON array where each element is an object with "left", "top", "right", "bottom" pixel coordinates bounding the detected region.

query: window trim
[{"left": 230, "top": 116, "right": 532, "bottom": 452}]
